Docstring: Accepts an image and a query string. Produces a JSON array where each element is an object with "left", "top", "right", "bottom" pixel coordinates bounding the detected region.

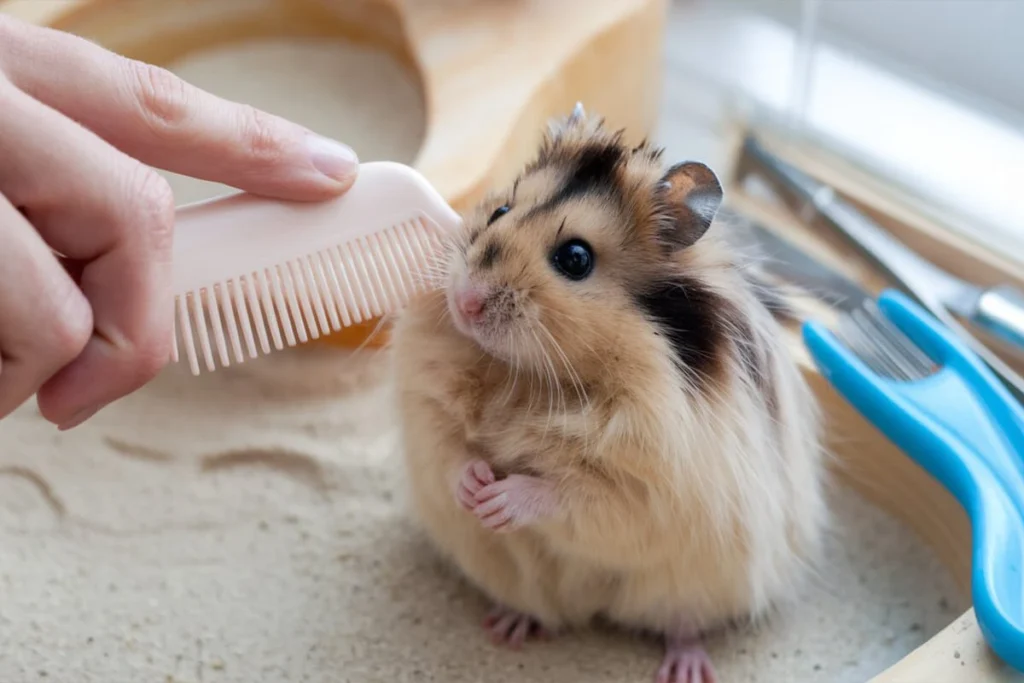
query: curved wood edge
[
  {"left": 869, "top": 609, "right": 1023, "bottom": 683},
  {"left": 403, "top": 0, "right": 666, "bottom": 210},
  {"left": 28, "top": 0, "right": 419, "bottom": 77},
  {"left": 1, "top": 0, "right": 665, "bottom": 213}
]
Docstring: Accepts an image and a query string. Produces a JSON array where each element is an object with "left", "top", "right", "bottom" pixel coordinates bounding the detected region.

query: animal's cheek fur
[{"left": 445, "top": 246, "right": 469, "bottom": 285}]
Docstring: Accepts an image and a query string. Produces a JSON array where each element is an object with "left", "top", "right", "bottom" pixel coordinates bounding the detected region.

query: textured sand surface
[
  {"left": 0, "top": 34, "right": 968, "bottom": 683},
  {"left": 0, "top": 347, "right": 966, "bottom": 682}
]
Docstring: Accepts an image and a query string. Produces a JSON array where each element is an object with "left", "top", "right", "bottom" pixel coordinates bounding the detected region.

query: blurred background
[{"left": 660, "top": 0, "right": 1024, "bottom": 260}]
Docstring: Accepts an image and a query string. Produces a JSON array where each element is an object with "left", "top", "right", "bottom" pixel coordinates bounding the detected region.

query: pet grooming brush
[
  {"left": 804, "top": 290, "right": 1024, "bottom": 673},
  {"left": 170, "top": 161, "right": 462, "bottom": 374}
]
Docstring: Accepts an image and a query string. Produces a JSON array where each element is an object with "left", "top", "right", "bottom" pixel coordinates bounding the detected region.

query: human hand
[{"left": 0, "top": 15, "right": 359, "bottom": 429}]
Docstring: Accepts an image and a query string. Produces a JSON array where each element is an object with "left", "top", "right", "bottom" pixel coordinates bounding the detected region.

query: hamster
[{"left": 390, "top": 104, "right": 828, "bottom": 683}]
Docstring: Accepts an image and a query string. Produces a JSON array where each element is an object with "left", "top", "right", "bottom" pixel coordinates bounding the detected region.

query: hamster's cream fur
[{"left": 391, "top": 106, "right": 827, "bottom": 683}]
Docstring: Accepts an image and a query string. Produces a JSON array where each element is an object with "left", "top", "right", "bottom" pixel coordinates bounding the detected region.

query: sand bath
[{"left": 0, "top": 37, "right": 966, "bottom": 683}]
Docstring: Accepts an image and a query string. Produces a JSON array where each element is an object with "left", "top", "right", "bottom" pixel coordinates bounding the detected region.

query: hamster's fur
[{"left": 390, "top": 105, "right": 828, "bottom": 683}]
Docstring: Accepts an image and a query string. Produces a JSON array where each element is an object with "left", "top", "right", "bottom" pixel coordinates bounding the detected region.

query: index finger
[{"left": 0, "top": 15, "right": 359, "bottom": 201}]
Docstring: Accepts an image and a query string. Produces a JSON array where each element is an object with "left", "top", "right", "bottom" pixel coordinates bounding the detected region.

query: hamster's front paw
[
  {"left": 455, "top": 459, "right": 496, "bottom": 510},
  {"left": 472, "top": 472, "right": 558, "bottom": 532},
  {"left": 454, "top": 459, "right": 557, "bottom": 531}
]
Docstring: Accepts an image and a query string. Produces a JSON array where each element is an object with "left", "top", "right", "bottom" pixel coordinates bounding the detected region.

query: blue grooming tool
[{"left": 803, "top": 288, "right": 1024, "bottom": 672}]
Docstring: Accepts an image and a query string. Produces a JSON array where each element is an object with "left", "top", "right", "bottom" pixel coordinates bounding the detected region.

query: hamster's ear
[{"left": 656, "top": 161, "right": 723, "bottom": 249}]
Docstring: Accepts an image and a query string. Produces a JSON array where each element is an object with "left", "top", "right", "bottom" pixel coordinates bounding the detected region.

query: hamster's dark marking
[
  {"left": 479, "top": 240, "right": 501, "bottom": 269},
  {"left": 528, "top": 143, "right": 625, "bottom": 219},
  {"left": 560, "top": 144, "right": 625, "bottom": 199},
  {"left": 635, "top": 277, "right": 726, "bottom": 386}
]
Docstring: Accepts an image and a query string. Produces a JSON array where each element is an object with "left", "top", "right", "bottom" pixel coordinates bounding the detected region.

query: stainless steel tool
[
  {"left": 741, "top": 135, "right": 1024, "bottom": 403},
  {"left": 741, "top": 135, "right": 1024, "bottom": 350},
  {"left": 744, "top": 221, "right": 870, "bottom": 312}
]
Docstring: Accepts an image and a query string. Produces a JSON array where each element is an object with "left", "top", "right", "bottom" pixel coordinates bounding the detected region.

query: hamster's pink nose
[{"left": 455, "top": 287, "right": 486, "bottom": 321}]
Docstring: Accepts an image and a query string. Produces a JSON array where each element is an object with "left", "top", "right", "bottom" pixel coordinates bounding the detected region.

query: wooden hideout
[
  {"left": 1, "top": 0, "right": 665, "bottom": 349},
  {"left": 2, "top": 0, "right": 1022, "bottom": 680}
]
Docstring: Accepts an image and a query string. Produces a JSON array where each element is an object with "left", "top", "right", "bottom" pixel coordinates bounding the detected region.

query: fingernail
[
  {"left": 58, "top": 405, "right": 100, "bottom": 431},
  {"left": 306, "top": 134, "right": 358, "bottom": 181}
]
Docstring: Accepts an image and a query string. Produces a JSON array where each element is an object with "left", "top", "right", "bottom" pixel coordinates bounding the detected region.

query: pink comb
[{"left": 170, "top": 161, "right": 462, "bottom": 375}]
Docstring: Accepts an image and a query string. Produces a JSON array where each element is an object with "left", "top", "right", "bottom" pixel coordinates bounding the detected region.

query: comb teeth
[{"left": 171, "top": 218, "right": 446, "bottom": 375}]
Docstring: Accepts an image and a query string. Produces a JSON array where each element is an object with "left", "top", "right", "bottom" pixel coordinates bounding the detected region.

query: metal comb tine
[
  {"left": 852, "top": 305, "right": 913, "bottom": 380},
  {"left": 874, "top": 303, "right": 937, "bottom": 377},
  {"left": 859, "top": 302, "right": 935, "bottom": 378},
  {"left": 839, "top": 300, "right": 939, "bottom": 381},
  {"left": 838, "top": 312, "right": 902, "bottom": 379}
]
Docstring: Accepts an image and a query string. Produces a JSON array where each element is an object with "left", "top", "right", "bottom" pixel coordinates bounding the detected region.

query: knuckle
[
  {"left": 125, "top": 59, "right": 192, "bottom": 134},
  {"left": 237, "top": 105, "right": 287, "bottom": 165},
  {"left": 129, "top": 337, "right": 171, "bottom": 385},
  {"left": 126, "top": 165, "right": 176, "bottom": 253}
]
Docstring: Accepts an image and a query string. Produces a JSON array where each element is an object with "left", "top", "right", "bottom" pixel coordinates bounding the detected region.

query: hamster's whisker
[
  {"left": 430, "top": 299, "right": 450, "bottom": 333},
  {"left": 537, "top": 320, "right": 591, "bottom": 451},
  {"left": 538, "top": 326, "right": 566, "bottom": 442},
  {"left": 413, "top": 268, "right": 449, "bottom": 288},
  {"left": 545, "top": 310, "right": 614, "bottom": 381},
  {"left": 538, "top": 320, "right": 591, "bottom": 411},
  {"left": 529, "top": 326, "right": 559, "bottom": 441},
  {"left": 533, "top": 322, "right": 585, "bottom": 447},
  {"left": 501, "top": 334, "right": 522, "bottom": 407},
  {"left": 485, "top": 352, "right": 499, "bottom": 394},
  {"left": 533, "top": 322, "right": 580, "bottom": 453},
  {"left": 520, "top": 333, "right": 541, "bottom": 414}
]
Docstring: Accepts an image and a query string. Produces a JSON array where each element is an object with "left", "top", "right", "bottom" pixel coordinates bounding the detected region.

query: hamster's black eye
[
  {"left": 488, "top": 205, "right": 510, "bottom": 225},
  {"left": 551, "top": 239, "right": 594, "bottom": 281}
]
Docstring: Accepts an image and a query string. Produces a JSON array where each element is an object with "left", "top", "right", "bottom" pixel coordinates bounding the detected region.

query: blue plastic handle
[{"left": 802, "top": 289, "right": 1024, "bottom": 672}]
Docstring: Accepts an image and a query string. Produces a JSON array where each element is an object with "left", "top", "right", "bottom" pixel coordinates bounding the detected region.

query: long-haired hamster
[{"left": 390, "top": 104, "right": 828, "bottom": 683}]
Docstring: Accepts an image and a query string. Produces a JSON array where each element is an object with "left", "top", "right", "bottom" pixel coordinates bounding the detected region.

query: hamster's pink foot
[
  {"left": 471, "top": 472, "right": 557, "bottom": 532},
  {"left": 482, "top": 605, "right": 552, "bottom": 649},
  {"left": 657, "top": 635, "right": 716, "bottom": 683},
  {"left": 455, "top": 459, "right": 496, "bottom": 511}
]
